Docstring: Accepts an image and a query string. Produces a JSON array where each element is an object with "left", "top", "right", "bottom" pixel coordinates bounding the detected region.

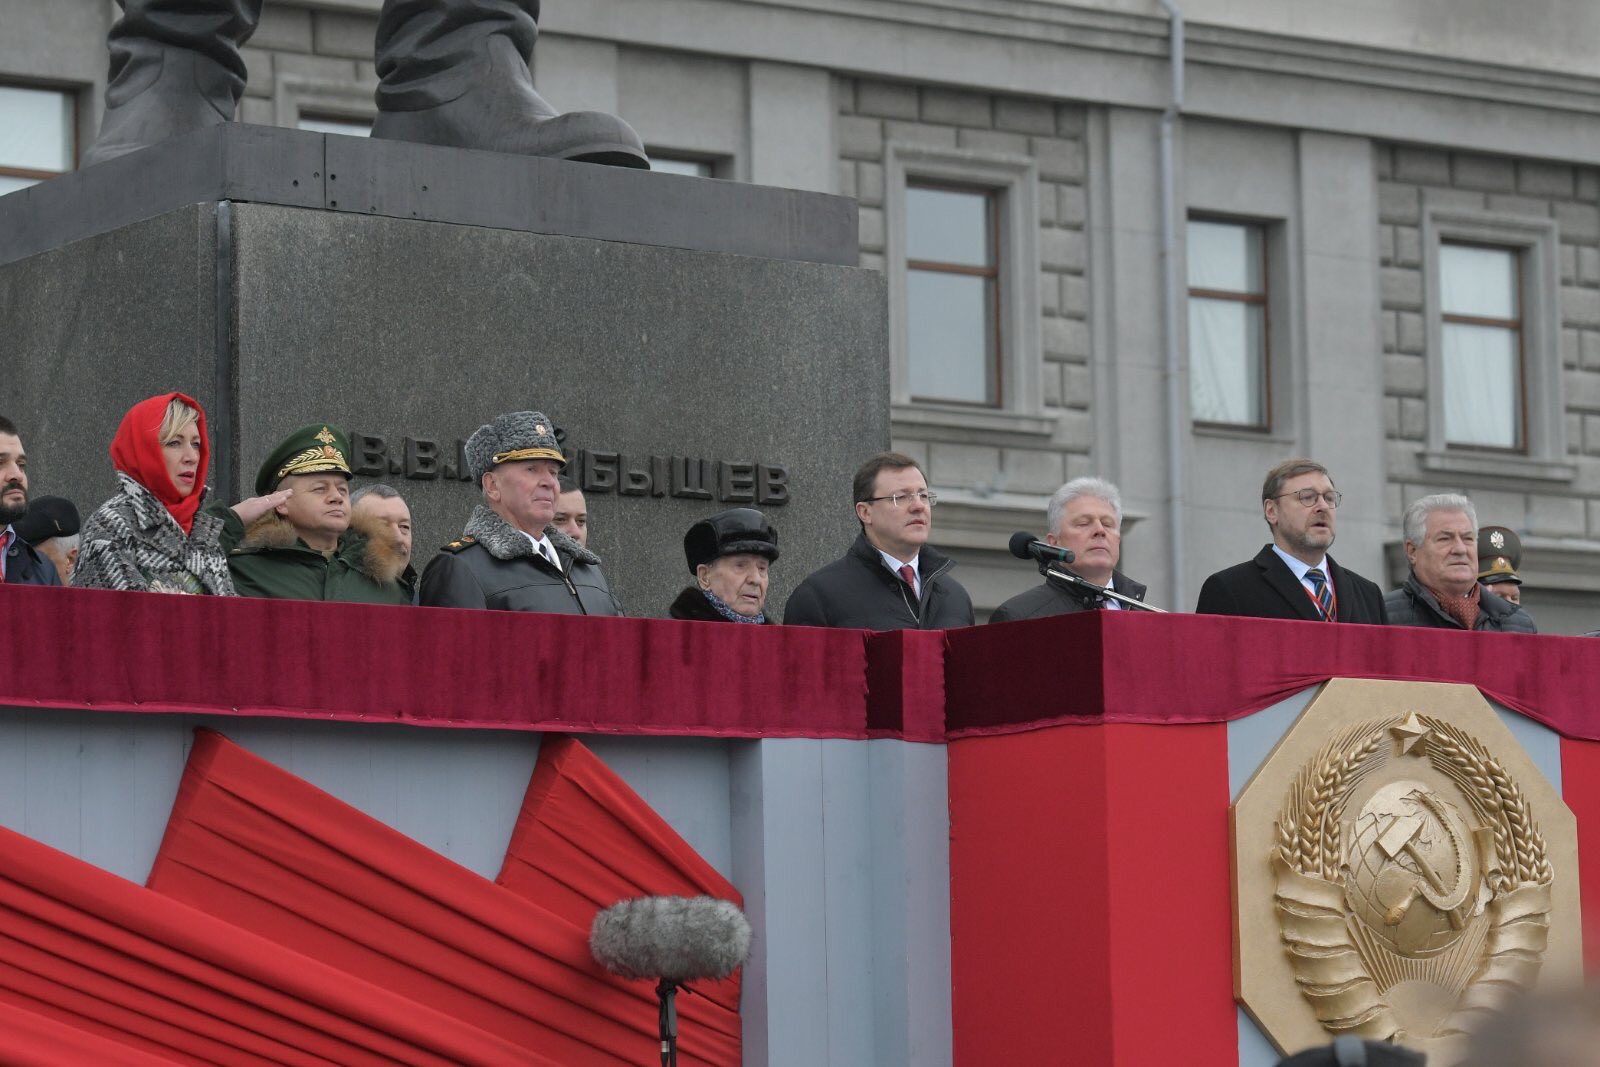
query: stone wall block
[
  {"left": 1052, "top": 409, "right": 1095, "bottom": 451},
  {"left": 994, "top": 98, "right": 1056, "bottom": 135},
  {"left": 1394, "top": 226, "right": 1422, "bottom": 268},
  {"left": 1031, "top": 137, "right": 1084, "bottom": 182},
  {"left": 1000, "top": 448, "right": 1066, "bottom": 493},
  {"left": 837, "top": 162, "right": 857, "bottom": 200},
  {"left": 839, "top": 115, "right": 885, "bottom": 159},
  {"left": 1528, "top": 493, "right": 1587, "bottom": 536},
  {"left": 274, "top": 52, "right": 361, "bottom": 85},
  {"left": 239, "top": 97, "right": 274, "bottom": 125},
  {"left": 1451, "top": 153, "right": 1517, "bottom": 193},
  {"left": 1569, "top": 413, "right": 1584, "bottom": 454},
  {"left": 1043, "top": 316, "right": 1091, "bottom": 360},
  {"left": 1579, "top": 169, "right": 1600, "bottom": 200},
  {"left": 1564, "top": 368, "right": 1600, "bottom": 410},
  {"left": 1061, "top": 275, "right": 1089, "bottom": 317},
  {"left": 1422, "top": 187, "right": 1487, "bottom": 213},
  {"left": 1483, "top": 193, "right": 1552, "bottom": 218},
  {"left": 241, "top": 48, "right": 275, "bottom": 96},
  {"left": 956, "top": 128, "right": 1028, "bottom": 156},
  {"left": 1584, "top": 414, "right": 1600, "bottom": 455},
  {"left": 890, "top": 439, "right": 929, "bottom": 468},
  {"left": 1579, "top": 248, "right": 1600, "bottom": 288},
  {"left": 1057, "top": 185, "right": 1086, "bottom": 227},
  {"left": 857, "top": 161, "right": 884, "bottom": 207},
  {"left": 921, "top": 87, "right": 991, "bottom": 127},
  {"left": 1379, "top": 225, "right": 1395, "bottom": 266},
  {"left": 1061, "top": 362, "right": 1093, "bottom": 407},
  {"left": 1584, "top": 331, "right": 1600, "bottom": 371},
  {"left": 1041, "top": 362, "right": 1064, "bottom": 407},
  {"left": 1374, "top": 145, "right": 1394, "bottom": 180},
  {"left": 1564, "top": 328, "right": 1582, "bottom": 368},
  {"left": 1040, "top": 228, "right": 1087, "bottom": 272},
  {"left": 1379, "top": 182, "right": 1420, "bottom": 224},
  {"left": 1383, "top": 396, "right": 1401, "bottom": 436},
  {"left": 1039, "top": 273, "right": 1060, "bottom": 315},
  {"left": 1384, "top": 353, "right": 1426, "bottom": 396},
  {"left": 1397, "top": 312, "right": 1425, "bottom": 354},
  {"left": 1380, "top": 267, "right": 1424, "bottom": 310},
  {"left": 1562, "top": 246, "right": 1578, "bottom": 286},
  {"left": 1519, "top": 161, "right": 1577, "bottom": 198},
  {"left": 1563, "top": 286, "right": 1600, "bottom": 328},
  {"left": 1054, "top": 106, "right": 1087, "bottom": 137},
  {"left": 1554, "top": 201, "right": 1600, "bottom": 243},
  {"left": 1393, "top": 146, "right": 1450, "bottom": 185},
  {"left": 857, "top": 80, "right": 920, "bottom": 120},
  {"left": 929, "top": 442, "right": 1002, "bottom": 486},
  {"left": 859, "top": 252, "right": 885, "bottom": 273},
  {"left": 251, "top": 6, "right": 313, "bottom": 53},
  {"left": 1398, "top": 397, "right": 1426, "bottom": 440},
  {"left": 1382, "top": 311, "right": 1399, "bottom": 352},
  {"left": 883, "top": 121, "right": 957, "bottom": 149},
  {"left": 311, "top": 12, "right": 374, "bottom": 59},
  {"left": 1036, "top": 182, "right": 1058, "bottom": 226},
  {"left": 858, "top": 206, "right": 885, "bottom": 251}
]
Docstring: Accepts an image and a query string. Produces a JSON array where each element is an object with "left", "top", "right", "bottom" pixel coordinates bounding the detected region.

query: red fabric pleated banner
[
  {"left": 0, "top": 820, "right": 532, "bottom": 1065},
  {"left": 498, "top": 735, "right": 745, "bottom": 1029},
  {"left": 148, "top": 729, "right": 740, "bottom": 1066}
]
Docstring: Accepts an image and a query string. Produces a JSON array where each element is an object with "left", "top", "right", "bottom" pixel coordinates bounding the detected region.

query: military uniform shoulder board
[{"left": 441, "top": 535, "right": 478, "bottom": 553}]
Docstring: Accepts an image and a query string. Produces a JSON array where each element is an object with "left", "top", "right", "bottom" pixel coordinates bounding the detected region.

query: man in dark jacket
[
  {"left": 1385, "top": 494, "right": 1535, "bottom": 633},
  {"left": 1197, "top": 458, "right": 1386, "bottom": 624},
  {"left": 418, "top": 410, "right": 621, "bottom": 615},
  {"left": 0, "top": 416, "right": 62, "bottom": 587},
  {"left": 220, "top": 425, "right": 411, "bottom": 604},
  {"left": 784, "top": 451, "right": 973, "bottom": 630},
  {"left": 991, "top": 476, "right": 1147, "bottom": 621}
]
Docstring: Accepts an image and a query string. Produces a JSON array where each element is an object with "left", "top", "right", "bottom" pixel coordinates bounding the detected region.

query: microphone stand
[
  {"left": 1042, "top": 562, "right": 1167, "bottom": 613},
  {"left": 657, "top": 978, "right": 680, "bottom": 1067}
]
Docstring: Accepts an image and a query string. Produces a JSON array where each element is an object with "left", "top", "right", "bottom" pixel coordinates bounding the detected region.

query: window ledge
[
  {"left": 1419, "top": 449, "right": 1576, "bottom": 483},
  {"left": 891, "top": 402, "right": 1056, "bottom": 441},
  {"left": 1192, "top": 423, "right": 1296, "bottom": 446}
]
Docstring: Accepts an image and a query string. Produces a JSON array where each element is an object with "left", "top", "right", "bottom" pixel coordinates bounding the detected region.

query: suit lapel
[{"left": 1255, "top": 546, "right": 1322, "bottom": 621}]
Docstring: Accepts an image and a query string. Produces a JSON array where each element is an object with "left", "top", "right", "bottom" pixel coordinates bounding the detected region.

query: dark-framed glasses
[
  {"left": 1276, "top": 488, "right": 1342, "bottom": 508},
  {"left": 865, "top": 490, "right": 938, "bottom": 508}
]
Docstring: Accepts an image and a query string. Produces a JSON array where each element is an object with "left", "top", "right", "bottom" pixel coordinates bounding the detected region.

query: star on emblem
[
  {"left": 1390, "top": 712, "right": 1431, "bottom": 757},
  {"left": 315, "top": 427, "right": 337, "bottom": 445}
]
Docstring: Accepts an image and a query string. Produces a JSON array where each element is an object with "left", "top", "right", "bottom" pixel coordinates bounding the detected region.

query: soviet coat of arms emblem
[
  {"left": 1232, "top": 679, "right": 1581, "bottom": 1062},
  {"left": 1275, "top": 712, "right": 1550, "bottom": 1042}
]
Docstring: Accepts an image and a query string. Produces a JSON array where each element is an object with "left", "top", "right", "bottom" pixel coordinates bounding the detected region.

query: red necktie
[{"left": 897, "top": 563, "right": 916, "bottom": 596}]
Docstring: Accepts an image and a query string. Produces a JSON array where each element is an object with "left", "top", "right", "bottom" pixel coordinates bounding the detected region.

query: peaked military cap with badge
[
  {"left": 254, "top": 425, "right": 353, "bottom": 496},
  {"left": 1478, "top": 525, "right": 1523, "bottom": 587},
  {"left": 13, "top": 496, "right": 80, "bottom": 545}
]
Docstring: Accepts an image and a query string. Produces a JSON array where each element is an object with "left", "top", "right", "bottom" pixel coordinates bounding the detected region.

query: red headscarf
[{"left": 110, "top": 392, "right": 210, "bottom": 535}]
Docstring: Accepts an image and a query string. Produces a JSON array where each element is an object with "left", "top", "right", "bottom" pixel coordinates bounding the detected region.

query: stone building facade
[{"left": 6, "top": 0, "right": 1600, "bottom": 631}]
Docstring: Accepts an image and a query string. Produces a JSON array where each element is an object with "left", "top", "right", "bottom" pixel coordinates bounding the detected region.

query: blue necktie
[{"left": 1305, "top": 568, "right": 1334, "bottom": 620}]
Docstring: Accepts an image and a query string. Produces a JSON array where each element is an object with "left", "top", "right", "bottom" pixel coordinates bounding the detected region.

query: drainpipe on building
[{"left": 1156, "top": 0, "right": 1186, "bottom": 610}]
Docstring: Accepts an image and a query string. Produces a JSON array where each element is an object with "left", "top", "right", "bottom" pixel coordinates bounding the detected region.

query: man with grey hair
[
  {"left": 352, "top": 483, "right": 416, "bottom": 595},
  {"left": 418, "top": 410, "right": 621, "bottom": 614},
  {"left": 990, "top": 476, "right": 1147, "bottom": 621},
  {"left": 1384, "top": 493, "right": 1534, "bottom": 632},
  {"left": 1197, "top": 458, "right": 1387, "bottom": 623}
]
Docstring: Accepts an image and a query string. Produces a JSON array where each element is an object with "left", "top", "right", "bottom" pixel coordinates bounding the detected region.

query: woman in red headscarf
[{"left": 72, "top": 393, "right": 236, "bottom": 594}]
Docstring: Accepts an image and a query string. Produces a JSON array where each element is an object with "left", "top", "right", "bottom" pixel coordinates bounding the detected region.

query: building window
[
  {"left": 297, "top": 114, "right": 371, "bottom": 138},
  {"left": 906, "top": 184, "right": 1001, "bottom": 406},
  {"left": 651, "top": 155, "right": 716, "bottom": 178},
  {"left": 883, "top": 144, "right": 1044, "bottom": 435},
  {"left": 0, "top": 84, "right": 74, "bottom": 196},
  {"left": 1418, "top": 207, "right": 1566, "bottom": 481},
  {"left": 1187, "top": 218, "right": 1268, "bottom": 428},
  {"left": 1438, "top": 242, "right": 1522, "bottom": 450}
]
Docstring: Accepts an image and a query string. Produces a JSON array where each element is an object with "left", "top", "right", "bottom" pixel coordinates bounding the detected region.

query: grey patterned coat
[{"left": 72, "top": 473, "right": 236, "bottom": 595}]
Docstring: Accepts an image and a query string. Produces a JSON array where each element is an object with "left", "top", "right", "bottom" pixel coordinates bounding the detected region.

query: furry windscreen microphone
[{"left": 590, "top": 896, "right": 752, "bottom": 982}]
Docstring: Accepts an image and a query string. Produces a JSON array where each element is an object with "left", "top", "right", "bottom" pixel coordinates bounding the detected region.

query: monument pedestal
[{"left": 0, "top": 125, "right": 886, "bottom": 615}]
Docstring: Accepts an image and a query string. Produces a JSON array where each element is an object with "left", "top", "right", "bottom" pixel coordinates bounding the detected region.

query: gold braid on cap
[
  {"left": 491, "top": 447, "right": 566, "bottom": 465},
  {"left": 276, "top": 444, "right": 350, "bottom": 480}
]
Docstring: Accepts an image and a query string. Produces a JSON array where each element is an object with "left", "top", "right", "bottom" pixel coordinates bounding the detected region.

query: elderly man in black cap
[
  {"left": 0, "top": 415, "right": 62, "bottom": 587},
  {"left": 418, "top": 411, "right": 621, "bottom": 615},
  {"left": 669, "top": 508, "right": 780, "bottom": 623},
  {"left": 217, "top": 424, "right": 411, "bottom": 604},
  {"left": 13, "top": 496, "right": 82, "bottom": 585}
]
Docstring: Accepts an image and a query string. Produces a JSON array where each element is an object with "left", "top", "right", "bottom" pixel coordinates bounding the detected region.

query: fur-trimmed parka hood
[
  {"left": 462, "top": 504, "right": 602, "bottom": 568},
  {"left": 233, "top": 508, "right": 410, "bottom": 585}
]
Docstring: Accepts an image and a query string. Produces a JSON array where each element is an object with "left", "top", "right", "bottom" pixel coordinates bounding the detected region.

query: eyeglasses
[
  {"left": 864, "top": 490, "right": 939, "bottom": 508},
  {"left": 1274, "top": 489, "right": 1342, "bottom": 509}
]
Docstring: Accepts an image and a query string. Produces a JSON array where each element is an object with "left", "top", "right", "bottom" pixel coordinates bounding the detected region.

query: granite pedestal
[{"left": 0, "top": 124, "right": 887, "bottom": 615}]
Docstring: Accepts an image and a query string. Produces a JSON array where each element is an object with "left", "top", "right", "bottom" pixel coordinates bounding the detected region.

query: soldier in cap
[
  {"left": 1477, "top": 525, "right": 1524, "bottom": 607},
  {"left": 670, "top": 508, "right": 780, "bottom": 623},
  {"left": 14, "top": 496, "right": 81, "bottom": 584},
  {"left": 215, "top": 425, "right": 411, "bottom": 604},
  {"left": 417, "top": 411, "right": 621, "bottom": 615}
]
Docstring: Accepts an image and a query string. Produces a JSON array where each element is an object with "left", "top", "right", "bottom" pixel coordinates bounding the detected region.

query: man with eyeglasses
[
  {"left": 783, "top": 451, "right": 974, "bottom": 629},
  {"left": 1196, "top": 458, "right": 1387, "bottom": 623}
]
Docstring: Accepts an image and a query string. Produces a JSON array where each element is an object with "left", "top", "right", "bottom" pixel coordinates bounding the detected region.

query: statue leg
[
  {"left": 370, "top": 0, "right": 648, "bottom": 169},
  {"left": 83, "top": 0, "right": 263, "bottom": 166}
]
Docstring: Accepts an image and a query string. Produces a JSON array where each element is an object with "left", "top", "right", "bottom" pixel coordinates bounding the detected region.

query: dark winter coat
[
  {"left": 217, "top": 507, "right": 412, "bottom": 605},
  {"left": 417, "top": 504, "right": 622, "bottom": 616},
  {"left": 989, "top": 569, "right": 1148, "bottom": 622},
  {"left": 73, "top": 473, "right": 234, "bottom": 595},
  {"left": 782, "top": 533, "right": 974, "bottom": 630},
  {"left": 2, "top": 527, "right": 60, "bottom": 586},
  {"left": 1196, "top": 545, "right": 1387, "bottom": 624},
  {"left": 668, "top": 586, "right": 773, "bottom": 623},
  {"left": 1383, "top": 574, "right": 1537, "bottom": 633}
]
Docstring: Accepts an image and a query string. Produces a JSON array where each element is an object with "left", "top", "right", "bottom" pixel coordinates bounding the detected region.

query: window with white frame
[
  {"left": 1187, "top": 218, "right": 1268, "bottom": 429},
  {"left": 1419, "top": 208, "right": 1566, "bottom": 479},
  {"left": 0, "top": 84, "right": 74, "bottom": 196},
  {"left": 906, "top": 183, "right": 1001, "bottom": 406},
  {"left": 885, "top": 144, "right": 1043, "bottom": 432},
  {"left": 1438, "top": 242, "right": 1523, "bottom": 450}
]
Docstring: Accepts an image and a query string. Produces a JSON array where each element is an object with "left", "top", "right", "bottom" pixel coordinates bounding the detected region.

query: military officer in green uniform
[
  {"left": 218, "top": 425, "right": 411, "bottom": 604},
  {"left": 1478, "top": 524, "right": 1524, "bottom": 608}
]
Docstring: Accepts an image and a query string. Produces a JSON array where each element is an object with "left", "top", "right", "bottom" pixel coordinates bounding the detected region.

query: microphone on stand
[{"left": 1008, "top": 531, "right": 1074, "bottom": 566}]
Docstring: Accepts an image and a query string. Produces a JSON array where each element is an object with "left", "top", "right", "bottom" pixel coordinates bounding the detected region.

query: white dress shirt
[
  {"left": 1271, "top": 544, "right": 1330, "bottom": 605},
  {"left": 877, "top": 548, "right": 920, "bottom": 597}
]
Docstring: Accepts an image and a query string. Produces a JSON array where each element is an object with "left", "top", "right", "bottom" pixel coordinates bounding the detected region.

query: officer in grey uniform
[{"left": 85, "top": 0, "right": 648, "bottom": 169}]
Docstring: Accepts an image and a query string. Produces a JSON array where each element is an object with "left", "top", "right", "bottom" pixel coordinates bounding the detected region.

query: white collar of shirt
[
  {"left": 519, "top": 529, "right": 560, "bottom": 569},
  {"left": 1271, "top": 543, "right": 1328, "bottom": 593},
  {"left": 877, "top": 548, "right": 920, "bottom": 595}
]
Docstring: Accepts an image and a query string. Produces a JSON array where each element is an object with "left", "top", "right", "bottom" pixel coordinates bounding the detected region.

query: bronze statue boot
[
  {"left": 83, "top": 0, "right": 261, "bottom": 166},
  {"left": 371, "top": 1, "right": 649, "bottom": 169}
]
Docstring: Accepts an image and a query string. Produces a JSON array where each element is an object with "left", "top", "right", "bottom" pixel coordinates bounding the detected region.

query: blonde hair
[{"left": 156, "top": 398, "right": 200, "bottom": 443}]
